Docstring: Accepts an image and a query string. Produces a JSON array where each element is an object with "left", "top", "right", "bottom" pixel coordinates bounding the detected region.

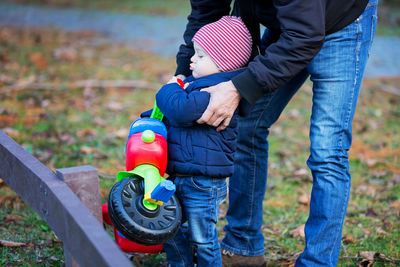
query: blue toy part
[
  {"left": 117, "top": 230, "right": 127, "bottom": 239},
  {"left": 128, "top": 118, "right": 167, "bottom": 140},
  {"left": 150, "top": 180, "right": 176, "bottom": 203}
]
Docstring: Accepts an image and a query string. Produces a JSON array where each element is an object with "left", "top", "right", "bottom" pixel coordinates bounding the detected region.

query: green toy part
[
  {"left": 141, "top": 130, "right": 155, "bottom": 143},
  {"left": 117, "top": 164, "right": 165, "bottom": 210},
  {"left": 150, "top": 100, "right": 164, "bottom": 121}
]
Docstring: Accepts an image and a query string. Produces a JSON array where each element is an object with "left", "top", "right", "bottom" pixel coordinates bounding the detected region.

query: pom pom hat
[{"left": 192, "top": 16, "right": 253, "bottom": 72}]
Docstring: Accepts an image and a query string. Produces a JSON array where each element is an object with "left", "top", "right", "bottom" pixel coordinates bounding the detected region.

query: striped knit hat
[{"left": 192, "top": 16, "right": 252, "bottom": 72}]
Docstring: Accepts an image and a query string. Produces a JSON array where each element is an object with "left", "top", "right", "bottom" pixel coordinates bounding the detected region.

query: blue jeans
[
  {"left": 221, "top": 1, "right": 377, "bottom": 266},
  {"left": 163, "top": 176, "right": 227, "bottom": 267}
]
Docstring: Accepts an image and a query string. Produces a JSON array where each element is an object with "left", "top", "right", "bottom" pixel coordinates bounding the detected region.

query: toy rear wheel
[{"left": 108, "top": 176, "right": 182, "bottom": 245}]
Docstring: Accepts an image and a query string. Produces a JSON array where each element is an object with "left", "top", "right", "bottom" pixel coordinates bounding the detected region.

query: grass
[
  {"left": 0, "top": 6, "right": 399, "bottom": 267},
  {"left": 0, "top": 186, "right": 64, "bottom": 266}
]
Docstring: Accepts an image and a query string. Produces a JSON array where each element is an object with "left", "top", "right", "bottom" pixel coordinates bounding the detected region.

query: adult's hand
[{"left": 197, "top": 81, "right": 241, "bottom": 131}]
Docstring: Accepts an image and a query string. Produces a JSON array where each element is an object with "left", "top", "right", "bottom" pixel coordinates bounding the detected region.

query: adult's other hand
[{"left": 197, "top": 81, "right": 241, "bottom": 131}]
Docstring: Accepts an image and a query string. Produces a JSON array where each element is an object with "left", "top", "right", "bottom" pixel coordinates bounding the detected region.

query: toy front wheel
[{"left": 108, "top": 177, "right": 182, "bottom": 246}]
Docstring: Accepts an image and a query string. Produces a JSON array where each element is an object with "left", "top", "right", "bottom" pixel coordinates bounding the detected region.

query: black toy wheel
[{"left": 108, "top": 176, "right": 182, "bottom": 245}]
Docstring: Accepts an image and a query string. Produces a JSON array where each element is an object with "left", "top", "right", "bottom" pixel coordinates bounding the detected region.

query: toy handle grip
[{"left": 150, "top": 78, "right": 185, "bottom": 121}]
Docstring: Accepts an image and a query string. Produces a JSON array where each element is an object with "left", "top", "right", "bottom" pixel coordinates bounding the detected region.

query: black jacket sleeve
[
  {"left": 232, "top": 0, "right": 326, "bottom": 104},
  {"left": 175, "top": 0, "right": 232, "bottom": 77},
  {"left": 177, "top": 0, "right": 326, "bottom": 105}
]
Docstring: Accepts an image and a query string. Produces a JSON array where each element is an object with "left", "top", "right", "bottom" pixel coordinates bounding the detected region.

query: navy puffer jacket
[{"left": 156, "top": 69, "right": 247, "bottom": 178}]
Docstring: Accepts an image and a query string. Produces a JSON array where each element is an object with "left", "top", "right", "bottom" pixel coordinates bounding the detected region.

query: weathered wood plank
[{"left": 0, "top": 130, "right": 133, "bottom": 267}]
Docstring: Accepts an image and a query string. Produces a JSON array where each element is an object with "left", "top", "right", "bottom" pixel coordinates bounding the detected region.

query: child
[{"left": 154, "top": 16, "right": 252, "bottom": 267}]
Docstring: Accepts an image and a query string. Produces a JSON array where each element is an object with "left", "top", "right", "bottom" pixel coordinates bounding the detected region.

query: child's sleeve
[{"left": 156, "top": 83, "right": 210, "bottom": 126}]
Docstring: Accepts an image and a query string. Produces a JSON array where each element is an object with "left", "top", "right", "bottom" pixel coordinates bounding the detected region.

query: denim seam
[
  {"left": 328, "top": 17, "right": 362, "bottom": 266},
  {"left": 170, "top": 238, "right": 186, "bottom": 266},
  {"left": 208, "top": 180, "right": 216, "bottom": 253}
]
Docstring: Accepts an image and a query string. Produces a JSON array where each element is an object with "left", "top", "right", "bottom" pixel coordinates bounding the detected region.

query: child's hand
[
  {"left": 167, "top": 76, "right": 188, "bottom": 89},
  {"left": 176, "top": 74, "right": 186, "bottom": 81},
  {"left": 167, "top": 76, "right": 179, "bottom": 84}
]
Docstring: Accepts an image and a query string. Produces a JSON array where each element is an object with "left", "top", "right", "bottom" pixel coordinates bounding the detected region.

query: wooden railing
[{"left": 0, "top": 130, "right": 133, "bottom": 267}]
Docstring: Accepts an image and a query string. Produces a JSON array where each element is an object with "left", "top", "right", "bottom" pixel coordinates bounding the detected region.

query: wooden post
[{"left": 56, "top": 165, "right": 103, "bottom": 267}]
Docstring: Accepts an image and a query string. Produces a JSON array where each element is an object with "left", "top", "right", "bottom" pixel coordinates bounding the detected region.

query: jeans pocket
[{"left": 190, "top": 176, "right": 213, "bottom": 192}]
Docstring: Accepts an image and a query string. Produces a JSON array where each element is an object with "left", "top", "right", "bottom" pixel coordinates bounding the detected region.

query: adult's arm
[
  {"left": 175, "top": 0, "right": 231, "bottom": 77},
  {"left": 197, "top": 0, "right": 326, "bottom": 130},
  {"left": 232, "top": 0, "right": 326, "bottom": 105}
]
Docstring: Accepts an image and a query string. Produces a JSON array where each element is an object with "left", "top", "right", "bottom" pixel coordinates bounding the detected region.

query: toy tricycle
[{"left": 107, "top": 87, "right": 183, "bottom": 247}]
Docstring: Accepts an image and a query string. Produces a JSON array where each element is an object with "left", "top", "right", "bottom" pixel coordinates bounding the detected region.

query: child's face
[{"left": 190, "top": 42, "right": 220, "bottom": 78}]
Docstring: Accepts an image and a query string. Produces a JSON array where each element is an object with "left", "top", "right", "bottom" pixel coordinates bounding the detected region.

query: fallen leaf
[
  {"left": 358, "top": 251, "right": 393, "bottom": 267},
  {"left": 80, "top": 146, "right": 100, "bottom": 154},
  {"left": 1, "top": 128, "right": 20, "bottom": 138},
  {"left": 100, "top": 188, "right": 110, "bottom": 199},
  {"left": 342, "top": 236, "right": 356, "bottom": 244},
  {"left": 79, "top": 146, "right": 107, "bottom": 159},
  {"left": 49, "top": 256, "right": 62, "bottom": 262},
  {"left": 0, "top": 195, "right": 16, "bottom": 206},
  {"left": 218, "top": 202, "right": 227, "bottom": 219},
  {"left": 4, "top": 214, "right": 23, "bottom": 221},
  {"left": 363, "top": 230, "right": 371, "bottom": 236},
  {"left": 262, "top": 226, "right": 277, "bottom": 235},
  {"left": 298, "top": 193, "right": 310, "bottom": 205},
  {"left": 366, "top": 207, "right": 378, "bottom": 217},
  {"left": 365, "top": 158, "right": 378, "bottom": 167},
  {"left": 106, "top": 101, "right": 123, "bottom": 111},
  {"left": 83, "top": 86, "right": 97, "bottom": 99},
  {"left": 372, "top": 171, "right": 388, "bottom": 178},
  {"left": 58, "top": 133, "right": 77, "bottom": 145},
  {"left": 388, "top": 199, "right": 400, "bottom": 210},
  {"left": 29, "top": 52, "right": 48, "bottom": 70},
  {"left": 355, "top": 185, "right": 376, "bottom": 197},
  {"left": 288, "top": 109, "right": 300, "bottom": 119},
  {"left": 76, "top": 128, "right": 97, "bottom": 138},
  {"left": 290, "top": 224, "right": 305, "bottom": 238},
  {"left": 0, "top": 240, "right": 27, "bottom": 247},
  {"left": 294, "top": 168, "right": 308, "bottom": 176},
  {"left": 376, "top": 226, "right": 388, "bottom": 235},
  {"left": 0, "top": 115, "right": 17, "bottom": 126},
  {"left": 93, "top": 117, "right": 108, "bottom": 127},
  {"left": 358, "top": 251, "right": 375, "bottom": 267},
  {"left": 390, "top": 174, "right": 400, "bottom": 184},
  {"left": 266, "top": 198, "right": 288, "bottom": 208},
  {"left": 115, "top": 128, "right": 129, "bottom": 139},
  {"left": 53, "top": 47, "right": 78, "bottom": 61}
]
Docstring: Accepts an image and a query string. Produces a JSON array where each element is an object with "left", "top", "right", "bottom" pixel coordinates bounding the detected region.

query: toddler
[{"left": 153, "top": 16, "right": 252, "bottom": 267}]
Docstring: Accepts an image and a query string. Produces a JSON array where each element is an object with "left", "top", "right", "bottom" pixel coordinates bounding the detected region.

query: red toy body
[
  {"left": 106, "top": 79, "right": 184, "bottom": 252},
  {"left": 125, "top": 132, "right": 167, "bottom": 176}
]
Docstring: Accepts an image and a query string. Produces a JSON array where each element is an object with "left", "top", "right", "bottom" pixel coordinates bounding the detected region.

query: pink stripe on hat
[{"left": 192, "top": 16, "right": 253, "bottom": 72}]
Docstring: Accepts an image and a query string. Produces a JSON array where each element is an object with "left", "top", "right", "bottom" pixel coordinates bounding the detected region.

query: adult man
[{"left": 174, "top": 0, "right": 377, "bottom": 266}]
